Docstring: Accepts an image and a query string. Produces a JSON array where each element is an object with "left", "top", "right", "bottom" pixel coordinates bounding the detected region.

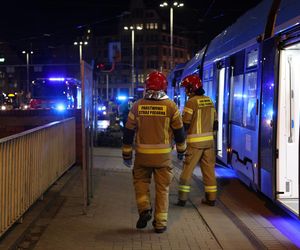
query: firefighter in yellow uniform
[
  {"left": 177, "top": 74, "right": 218, "bottom": 207},
  {"left": 122, "top": 71, "right": 186, "bottom": 233}
]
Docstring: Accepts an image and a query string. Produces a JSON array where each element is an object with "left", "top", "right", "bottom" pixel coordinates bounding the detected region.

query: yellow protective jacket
[
  {"left": 122, "top": 97, "right": 186, "bottom": 166},
  {"left": 183, "top": 95, "right": 217, "bottom": 148}
]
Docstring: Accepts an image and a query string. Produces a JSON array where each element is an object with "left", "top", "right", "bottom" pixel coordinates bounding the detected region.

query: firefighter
[
  {"left": 122, "top": 71, "right": 186, "bottom": 233},
  {"left": 177, "top": 74, "right": 218, "bottom": 207}
]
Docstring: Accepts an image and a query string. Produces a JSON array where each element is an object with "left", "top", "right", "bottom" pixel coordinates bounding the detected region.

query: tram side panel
[{"left": 259, "top": 37, "right": 278, "bottom": 199}]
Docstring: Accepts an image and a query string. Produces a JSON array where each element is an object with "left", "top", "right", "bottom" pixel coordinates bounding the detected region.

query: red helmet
[
  {"left": 180, "top": 74, "right": 202, "bottom": 93},
  {"left": 145, "top": 71, "right": 167, "bottom": 91}
]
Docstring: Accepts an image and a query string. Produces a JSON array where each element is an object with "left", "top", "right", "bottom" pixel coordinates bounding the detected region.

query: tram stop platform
[{"left": 1, "top": 147, "right": 300, "bottom": 250}]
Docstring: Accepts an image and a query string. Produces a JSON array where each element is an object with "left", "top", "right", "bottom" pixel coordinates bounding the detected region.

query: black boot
[
  {"left": 152, "top": 220, "right": 167, "bottom": 233},
  {"left": 201, "top": 198, "right": 216, "bottom": 206},
  {"left": 176, "top": 199, "right": 186, "bottom": 207},
  {"left": 136, "top": 209, "right": 152, "bottom": 229}
]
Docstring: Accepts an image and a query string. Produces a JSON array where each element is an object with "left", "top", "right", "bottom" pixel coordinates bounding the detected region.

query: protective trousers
[
  {"left": 133, "top": 157, "right": 173, "bottom": 228},
  {"left": 178, "top": 145, "right": 217, "bottom": 201}
]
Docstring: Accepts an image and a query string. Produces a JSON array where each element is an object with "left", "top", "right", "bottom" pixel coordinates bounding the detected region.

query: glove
[
  {"left": 177, "top": 152, "right": 184, "bottom": 161},
  {"left": 123, "top": 159, "right": 132, "bottom": 168}
]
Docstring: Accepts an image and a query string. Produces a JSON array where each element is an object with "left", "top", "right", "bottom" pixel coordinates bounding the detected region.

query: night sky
[{"left": 0, "top": 0, "right": 262, "bottom": 50}]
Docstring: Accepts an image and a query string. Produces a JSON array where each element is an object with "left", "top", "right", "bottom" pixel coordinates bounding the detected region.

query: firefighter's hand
[
  {"left": 177, "top": 153, "right": 184, "bottom": 161},
  {"left": 123, "top": 159, "right": 132, "bottom": 168}
]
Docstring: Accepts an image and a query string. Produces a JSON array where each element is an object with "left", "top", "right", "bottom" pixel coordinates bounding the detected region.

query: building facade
[{"left": 96, "top": 0, "right": 193, "bottom": 100}]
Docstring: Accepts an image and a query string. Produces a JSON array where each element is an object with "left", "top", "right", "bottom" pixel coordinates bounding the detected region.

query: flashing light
[
  {"left": 56, "top": 104, "right": 66, "bottom": 111},
  {"left": 8, "top": 93, "right": 15, "bottom": 97},
  {"left": 48, "top": 77, "right": 65, "bottom": 81},
  {"left": 117, "top": 95, "right": 127, "bottom": 101}
]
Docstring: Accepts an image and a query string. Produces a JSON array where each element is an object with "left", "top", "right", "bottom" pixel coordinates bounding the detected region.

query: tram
[{"left": 169, "top": 0, "right": 300, "bottom": 217}]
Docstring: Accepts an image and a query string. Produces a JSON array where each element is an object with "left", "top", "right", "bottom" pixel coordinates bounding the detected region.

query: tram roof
[
  {"left": 180, "top": 46, "right": 206, "bottom": 82},
  {"left": 275, "top": 0, "right": 300, "bottom": 35},
  {"left": 204, "top": 0, "right": 273, "bottom": 64}
]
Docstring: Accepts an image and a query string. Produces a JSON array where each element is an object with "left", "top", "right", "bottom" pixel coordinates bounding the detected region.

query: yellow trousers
[
  {"left": 178, "top": 145, "right": 217, "bottom": 201},
  {"left": 133, "top": 156, "right": 173, "bottom": 228}
]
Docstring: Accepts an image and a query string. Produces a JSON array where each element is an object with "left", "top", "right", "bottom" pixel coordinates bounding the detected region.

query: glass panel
[
  {"left": 204, "top": 69, "right": 209, "bottom": 80},
  {"left": 202, "top": 81, "right": 208, "bottom": 94},
  {"left": 203, "top": 80, "right": 213, "bottom": 98},
  {"left": 230, "top": 74, "right": 244, "bottom": 124},
  {"left": 243, "top": 72, "right": 257, "bottom": 127},
  {"left": 210, "top": 67, "right": 214, "bottom": 78},
  {"left": 247, "top": 49, "right": 258, "bottom": 68}
]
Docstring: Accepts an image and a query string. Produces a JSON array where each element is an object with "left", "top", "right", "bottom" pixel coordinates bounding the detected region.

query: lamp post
[
  {"left": 124, "top": 25, "right": 142, "bottom": 97},
  {"left": 22, "top": 50, "right": 33, "bottom": 94},
  {"left": 160, "top": 1, "right": 184, "bottom": 70},
  {"left": 74, "top": 41, "right": 88, "bottom": 62}
]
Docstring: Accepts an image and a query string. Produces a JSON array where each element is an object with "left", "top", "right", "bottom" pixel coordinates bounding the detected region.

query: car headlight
[{"left": 1, "top": 105, "right": 6, "bottom": 110}]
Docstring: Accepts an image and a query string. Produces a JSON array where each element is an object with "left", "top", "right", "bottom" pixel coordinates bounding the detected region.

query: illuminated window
[
  {"left": 154, "top": 23, "right": 158, "bottom": 29},
  {"left": 246, "top": 48, "right": 258, "bottom": 68},
  {"left": 150, "top": 23, "right": 154, "bottom": 29},
  {"left": 138, "top": 74, "right": 144, "bottom": 83},
  {"left": 230, "top": 74, "right": 244, "bottom": 124},
  {"left": 243, "top": 72, "right": 257, "bottom": 127},
  {"left": 162, "top": 24, "right": 167, "bottom": 30},
  {"left": 137, "top": 24, "right": 143, "bottom": 29}
]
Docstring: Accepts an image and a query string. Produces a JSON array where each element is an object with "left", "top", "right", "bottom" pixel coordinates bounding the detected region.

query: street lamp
[
  {"left": 160, "top": 1, "right": 184, "bottom": 70},
  {"left": 124, "top": 25, "right": 143, "bottom": 97},
  {"left": 74, "top": 41, "right": 88, "bottom": 62},
  {"left": 22, "top": 50, "right": 33, "bottom": 94}
]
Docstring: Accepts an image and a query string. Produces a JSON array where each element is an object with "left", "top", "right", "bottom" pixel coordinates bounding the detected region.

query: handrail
[{"left": 0, "top": 118, "right": 76, "bottom": 237}]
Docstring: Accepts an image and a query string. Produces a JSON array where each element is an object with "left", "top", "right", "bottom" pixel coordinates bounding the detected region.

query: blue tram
[{"left": 169, "top": 0, "right": 300, "bottom": 217}]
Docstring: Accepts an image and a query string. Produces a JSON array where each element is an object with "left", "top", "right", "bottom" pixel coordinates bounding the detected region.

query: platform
[{"left": 1, "top": 147, "right": 299, "bottom": 250}]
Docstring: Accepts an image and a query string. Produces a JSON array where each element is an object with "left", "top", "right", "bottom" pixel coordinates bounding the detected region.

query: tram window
[
  {"left": 208, "top": 80, "right": 213, "bottom": 97},
  {"left": 203, "top": 81, "right": 208, "bottom": 93},
  {"left": 204, "top": 69, "right": 209, "bottom": 80},
  {"left": 230, "top": 74, "right": 244, "bottom": 124},
  {"left": 246, "top": 48, "right": 258, "bottom": 68},
  {"left": 209, "top": 67, "right": 214, "bottom": 78},
  {"left": 243, "top": 72, "right": 257, "bottom": 128}
]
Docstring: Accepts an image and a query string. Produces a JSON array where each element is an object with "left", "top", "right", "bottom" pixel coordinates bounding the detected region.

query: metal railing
[{"left": 0, "top": 118, "right": 76, "bottom": 237}]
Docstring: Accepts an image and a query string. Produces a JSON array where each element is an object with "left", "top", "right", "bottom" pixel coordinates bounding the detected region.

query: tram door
[{"left": 277, "top": 42, "right": 300, "bottom": 216}]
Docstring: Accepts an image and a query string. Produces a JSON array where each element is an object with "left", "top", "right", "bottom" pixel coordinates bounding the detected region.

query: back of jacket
[
  {"left": 183, "top": 95, "right": 217, "bottom": 148},
  {"left": 123, "top": 97, "right": 185, "bottom": 166}
]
